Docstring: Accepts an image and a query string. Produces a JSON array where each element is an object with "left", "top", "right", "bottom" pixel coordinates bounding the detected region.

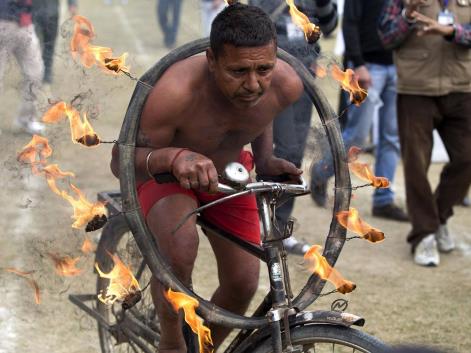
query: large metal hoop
[{"left": 118, "top": 38, "right": 351, "bottom": 329}]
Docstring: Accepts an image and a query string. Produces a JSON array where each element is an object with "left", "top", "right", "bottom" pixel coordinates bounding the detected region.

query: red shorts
[{"left": 137, "top": 150, "right": 260, "bottom": 244}]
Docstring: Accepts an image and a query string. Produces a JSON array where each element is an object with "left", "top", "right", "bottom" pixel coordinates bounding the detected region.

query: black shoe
[
  {"left": 372, "top": 203, "right": 409, "bottom": 222},
  {"left": 310, "top": 181, "right": 327, "bottom": 207}
]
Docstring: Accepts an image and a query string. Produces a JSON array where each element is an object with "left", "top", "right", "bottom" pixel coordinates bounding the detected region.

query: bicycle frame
[{"left": 69, "top": 189, "right": 364, "bottom": 353}]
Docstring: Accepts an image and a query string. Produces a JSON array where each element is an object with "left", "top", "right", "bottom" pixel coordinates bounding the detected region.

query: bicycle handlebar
[{"left": 154, "top": 172, "right": 310, "bottom": 196}]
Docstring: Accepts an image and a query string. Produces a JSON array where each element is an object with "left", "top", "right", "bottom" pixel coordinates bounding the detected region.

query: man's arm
[
  {"left": 313, "top": 0, "right": 338, "bottom": 36},
  {"left": 378, "top": 0, "right": 425, "bottom": 49},
  {"left": 343, "top": 0, "right": 364, "bottom": 68}
]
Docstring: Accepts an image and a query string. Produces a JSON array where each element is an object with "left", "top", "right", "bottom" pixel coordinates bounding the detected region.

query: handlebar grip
[
  {"left": 153, "top": 173, "right": 178, "bottom": 184},
  {"left": 256, "top": 173, "right": 292, "bottom": 183}
]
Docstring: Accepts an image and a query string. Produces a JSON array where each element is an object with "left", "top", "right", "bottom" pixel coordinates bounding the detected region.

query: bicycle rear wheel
[
  {"left": 250, "top": 325, "right": 388, "bottom": 353},
  {"left": 96, "top": 215, "right": 159, "bottom": 353}
]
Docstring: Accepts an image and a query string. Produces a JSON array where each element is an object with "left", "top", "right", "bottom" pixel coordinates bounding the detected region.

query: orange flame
[
  {"left": 71, "top": 15, "right": 129, "bottom": 74},
  {"left": 95, "top": 252, "right": 141, "bottom": 305},
  {"left": 304, "top": 246, "right": 356, "bottom": 294},
  {"left": 315, "top": 64, "right": 327, "bottom": 78},
  {"left": 285, "top": 0, "right": 321, "bottom": 43},
  {"left": 59, "top": 184, "right": 107, "bottom": 229},
  {"left": 165, "top": 289, "right": 214, "bottom": 353},
  {"left": 43, "top": 164, "right": 75, "bottom": 195},
  {"left": 43, "top": 102, "right": 101, "bottom": 146},
  {"left": 331, "top": 65, "right": 368, "bottom": 106},
  {"left": 347, "top": 148, "right": 390, "bottom": 188},
  {"left": 17, "top": 135, "right": 52, "bottom": 174},
  {"left": 5, "top": 268, "right": 41, "bottom": 304},
  {"left": 81, "top": 237, "right": 96, "bottom": 254},
  {"left": 336, "top": 207, "right": 385, "bottom": 243},
  {"left": 48, "top": 253, "right": 82, "bottom": 277}
]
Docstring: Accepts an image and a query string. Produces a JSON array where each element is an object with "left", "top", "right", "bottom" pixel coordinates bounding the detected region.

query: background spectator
[
  {"left": 250, "top": 0, "right": 338, "bottom": 254},
  {"left": 32, "top": 0, "right": 78, "bottom": 85},
  {"left": 157, "top": 0, "right": 182, "bottom": 49},
  {"left": 311, "top": 0, "right": 409, "bottom": 222},
  {"left": 0, "top": 0, "right": 44, "bottom": 134},
  {"left": 378, "top": 0, "right": 471, "bottom": 266},
  {"left": 200, "top": 0, "right": 225, "bottom": 37}
]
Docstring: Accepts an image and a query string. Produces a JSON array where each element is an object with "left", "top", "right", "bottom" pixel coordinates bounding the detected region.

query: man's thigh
[{"left": 206, "top": 230, "right": 260, "bottom": 289}]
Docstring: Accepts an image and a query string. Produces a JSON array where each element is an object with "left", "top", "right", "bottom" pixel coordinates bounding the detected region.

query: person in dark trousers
[
  {"left": 379, "top": 0, "right": 471, "bottom": 266},
  {"left": 250, "top": 0, "right": 338, "bottom": 254},
  {"left": 157, "top": 0, "right": 182, "bottom": 49},
  {"left": 32, "top": 0, "right": 77, "bottom": 84},
  {"left": 311, "top": 0, "right": 409, "bottom": 223},
  {"left": 0, "top": 0, "right": 44, "bottom": 134}
]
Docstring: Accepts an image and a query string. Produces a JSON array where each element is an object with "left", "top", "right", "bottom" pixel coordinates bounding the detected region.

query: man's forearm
[
  {"left": 111, "top": 145, "right": 184, "bottom": 183},
  {"left": 378, "top": 0, "right": 414, "bottom": 49},
  {"left": 251, "top": 124, "right": 274, "bottom": 167}
]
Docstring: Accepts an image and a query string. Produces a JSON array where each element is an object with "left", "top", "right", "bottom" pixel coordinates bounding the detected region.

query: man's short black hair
[{"left": 210, "top": 3, "right": 277, "bottom": 58}]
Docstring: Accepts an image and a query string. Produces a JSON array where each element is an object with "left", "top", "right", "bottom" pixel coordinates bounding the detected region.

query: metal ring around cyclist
[{"left": 118, "top": 38, "right": 351, "bottom": 329}]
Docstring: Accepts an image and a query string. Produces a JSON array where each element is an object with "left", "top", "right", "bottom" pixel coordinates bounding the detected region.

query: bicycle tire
[
  {"left": 96, "top": 215, "right": 159, "bottom": 353},
  {"left": 250, "top": 325, "right": 388, "bottom": 353}
]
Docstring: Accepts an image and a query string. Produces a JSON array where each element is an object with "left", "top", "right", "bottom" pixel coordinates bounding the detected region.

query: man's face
[{"left": 207, "top": 42, "right": 277, "bottom": 109}]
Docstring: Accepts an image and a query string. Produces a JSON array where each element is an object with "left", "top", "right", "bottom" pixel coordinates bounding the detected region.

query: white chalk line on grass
[
  {"left": 0, "top": 175, "right": 42, "bottom": 353},
  {"left": 113, "top": 5, "right": 152, "bottom": 65}
]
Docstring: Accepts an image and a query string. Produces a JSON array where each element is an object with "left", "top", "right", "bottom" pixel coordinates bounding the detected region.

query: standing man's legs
[
  {"left": 434, "top": 93, "right": 471, "bottom": 226},
  {"left": 168, "top": 0, "right": 182, "bottom": 48},
  {"left": 157, "top": 0, "right": 171, "bottom": 47},
  {"left": 397, "top": 95, "right": 439, "bottom": 254},
  {"left": 12, "top": 23, "right": 44, "bottom": 133},
  {"left": 371, "top": 64, "right": 407, "bottom": 221},
  {"left": 273, "top": 92, "right": 313, "bottom": 254},
  {"left": 35, "top": 13, "right": 58, "bottom": 84}
]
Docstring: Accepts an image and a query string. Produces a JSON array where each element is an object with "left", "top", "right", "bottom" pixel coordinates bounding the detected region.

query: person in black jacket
[
  {"left": 250, "top": 0, "right": 338, "bottom": 255},
  {"left": 311, "top": 0, "right": 408, "bottom": 223}
]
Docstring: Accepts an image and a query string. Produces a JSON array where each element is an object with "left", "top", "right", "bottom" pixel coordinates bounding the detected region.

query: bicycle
[{"left": 69, "top": 38, "right": 389, "bottom": 353}]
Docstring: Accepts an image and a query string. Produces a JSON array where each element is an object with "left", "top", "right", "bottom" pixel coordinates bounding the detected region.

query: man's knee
[{"left": 222, "top": 269, "right": 259, "bottom": 303}]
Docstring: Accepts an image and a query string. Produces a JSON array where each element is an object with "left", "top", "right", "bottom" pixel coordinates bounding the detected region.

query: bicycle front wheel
[{"left": 251, "top": 325, "right": 388, "bottom": 353}]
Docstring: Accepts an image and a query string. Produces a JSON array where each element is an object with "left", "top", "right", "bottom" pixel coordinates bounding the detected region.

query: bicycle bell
[{"left": 222, "top": 162, "right": 250, "bottom": 188}]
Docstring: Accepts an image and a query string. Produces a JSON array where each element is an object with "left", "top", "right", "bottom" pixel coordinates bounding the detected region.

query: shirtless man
[{"left": 111, "top": 4, "right": 304, "bottom": 352}]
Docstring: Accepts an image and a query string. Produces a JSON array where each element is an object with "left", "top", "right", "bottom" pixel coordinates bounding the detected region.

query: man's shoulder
[
  {"left": 154, "top": 56, "right": 206, "bottom": 98},
  {"left": 272, "top": 59, "right": 304, "bottom": 106}
]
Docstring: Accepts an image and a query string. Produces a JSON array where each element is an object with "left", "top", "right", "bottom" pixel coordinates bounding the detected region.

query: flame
[
  {"left": 315, "top": 64, "right": 327, "bottom": 78},
  {"left": 349, "top": 162, "right": 390, "bottom": 188},
  {"left": 43, "top": 102, "right": 101, "bottom": 146},
  {"left": 48, "top": 253, "right": 82, "bottom": 277},
  {"left": 81, "top": 237, "right": 96, "bottom": 254},
  {"left": 331, "top": 65, "right": 368, "bottom": 106},
  {"left": 5, "top": 268, "right": 41, "bottom": 304},
  {"left": 304, "top": 246, "right": 356, "bottom": 294},
  {"left": 43, "top": 164, "right": 75, "bottom": 195},
  {"left": 285, "top": 0, "right": 321, "bottom": 43},
  {"left": 71, "top": 15, "right": 129, "bottom": 74},
  {"left": 17, "top": 135, "right": 52, "bottom": 174},
  {"left": 59, "top": 184, "right": 107, "bottom": 229},
  {"left": 336, "top": 208, "right": 385, "bottom": 243},
  {"left": 95, "top": 252, "right": 141, "bottom": 305},
  {"left": 347, "top": 148, "right": 390, "bottom": 188},
  {"left": 165, "top": 289, "right": 214, "bottom": 353}
]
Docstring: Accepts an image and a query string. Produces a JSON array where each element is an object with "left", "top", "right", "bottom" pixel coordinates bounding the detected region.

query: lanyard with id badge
[{"left": 437, "top": 0, "right": 455, "bottom": 25}]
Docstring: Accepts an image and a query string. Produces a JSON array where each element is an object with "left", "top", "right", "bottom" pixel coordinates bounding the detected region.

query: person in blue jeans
[
  {"left": 157, "top": 0, "right": 182, "bottom": 49},
  {"left": 311, "top": 0, "right": 408, "bottom": 222}
]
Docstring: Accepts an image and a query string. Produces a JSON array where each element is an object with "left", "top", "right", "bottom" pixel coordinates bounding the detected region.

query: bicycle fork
[{"left": 259, "top": 195, "right": 299, "bottom": 353}]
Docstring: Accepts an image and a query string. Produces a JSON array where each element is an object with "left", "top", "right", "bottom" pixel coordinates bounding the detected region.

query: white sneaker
[
  {"left": 283, "top": 237, "right": 310, "bottom": 256},
  {"left": 14, "top": 119, "right": 45, "bottom": 135},
  {"left": 435, "top": 224, "right": 455, "bottom": 253},
  {"left": 414, "top": 234, "right": 440, "bottom": 267}
]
